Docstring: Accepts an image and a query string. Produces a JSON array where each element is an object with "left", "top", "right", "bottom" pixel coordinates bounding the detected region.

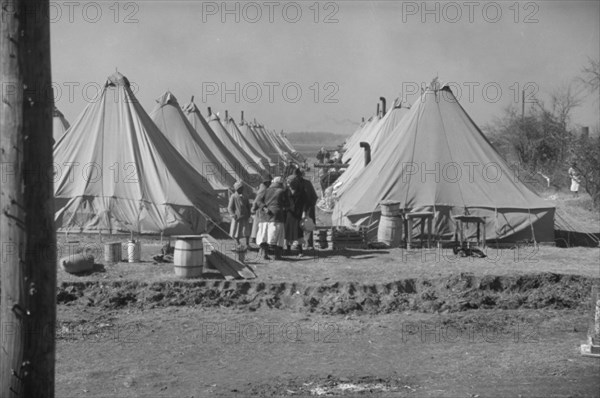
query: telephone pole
[{"left": 1, "top": 0, "right": 56, "bottom": 396}]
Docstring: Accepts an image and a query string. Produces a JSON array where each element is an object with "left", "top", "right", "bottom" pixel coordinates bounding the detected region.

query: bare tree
[{"left": 579, "top": 57, "right": 600, "bottom": 98}]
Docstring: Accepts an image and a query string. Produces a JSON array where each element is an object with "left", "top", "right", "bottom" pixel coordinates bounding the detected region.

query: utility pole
[{"left": 1, "top": 0, "right": 56, "bottom": 397}]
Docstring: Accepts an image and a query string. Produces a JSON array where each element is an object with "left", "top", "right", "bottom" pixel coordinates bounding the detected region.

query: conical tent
[
  {"left": 238, "top": 120, "right": 274, "bottom": 165},
  {"left": 53, "top": 106, "right": 70, "bottom": 144},
  {"left": 258, "top": 124, "right": 287, "bottom": 159},
  {"left": 222, "top": 114, "right": 271, "bottom": 172},
  {"left": 207, "top": 113, "right": 265, "bottom": 185},
  {"left": 278, "top": 131, "right": 300, "bottom": 156},
  {"left": 333, "top": 102, "right": 410, "bottom": 199},
  {"left": 183, "top": 101, "right": 260, "bottom": 188},
  {"left": 150, "top": 92, "right": 236, "bottom": 194},
  {"left": 54, "top": 72, "right": 220, "bottom": 235},
  {"left": 333, "top": 84, "right": 555, "bottom": 243},
  {"left": 269, "top": 128, "right": 304, "bottom": 163},
  {"left": 249, "top": 122, "right": 281, "bottom": 163},
  {"left": 342, "top": 114, "right": 382, "bottom": 163},
  {"left": 342, "top": 121, "right": 365, "bottom": 152}
]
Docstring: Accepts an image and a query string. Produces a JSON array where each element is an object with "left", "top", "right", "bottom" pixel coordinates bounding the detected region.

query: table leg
[
  {"left": 482, "top": 221, "right": 486, "bottom": 249},
  {"left": 407, "top": 218, "right": 413, "bottom": 250},
  {"left": 427, "top": 216, "right": 432, "bottom": 248}
]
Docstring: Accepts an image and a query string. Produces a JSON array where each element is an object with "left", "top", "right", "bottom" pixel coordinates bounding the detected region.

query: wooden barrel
[
  {"left": 173, "top": 235, "right": 204, "bottom": 278},
  {"left": 380, "top": 201, "right": 401, "bottom": 217},
  {"left": 377, "top": 215, "right": 402, "bottom": 247},
  {"left": 104, "top": 242, "right": 122, "bottom": 263}
]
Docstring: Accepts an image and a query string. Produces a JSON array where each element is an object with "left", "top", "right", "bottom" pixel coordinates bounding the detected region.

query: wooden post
[{"left": 1, "top": 0, "right": 56, "bottom": 396}]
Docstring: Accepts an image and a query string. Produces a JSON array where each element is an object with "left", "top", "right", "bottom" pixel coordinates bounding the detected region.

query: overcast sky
[{"left": 51, "top": 1, "right": 600, "bottom": 135}]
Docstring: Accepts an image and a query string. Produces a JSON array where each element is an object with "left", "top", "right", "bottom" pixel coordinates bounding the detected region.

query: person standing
[
  {"left": 250, "top": 175, "right": 272, "bottom": 246},
  {"left": 568, "top": 162, "right": 582, "bottom": 198},
  {"left": 255, "top": 176, "right": 288, "bottom": 260},
  {"left": 294, "top": 168, "right": 318, "bottom": 249},
  {"left": 316, "top": 147, "right": 326, "bottom": 164},
  {"left": 228, "top": 181, "right": 251, "bottom": 247},
  {"left": 285, "top": 175, "right": 307, "bottom": 256}
]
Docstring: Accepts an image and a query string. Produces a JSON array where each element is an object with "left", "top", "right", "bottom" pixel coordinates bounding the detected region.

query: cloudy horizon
[{"left": 50, "top": 1, "right": 600, "bottom": 135}]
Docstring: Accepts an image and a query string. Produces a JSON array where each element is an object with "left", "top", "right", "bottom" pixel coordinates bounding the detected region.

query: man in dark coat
[
  {"left": 285, "top": 175, "right": 307, "bottom": 256},
  {"left": 293, "top": 168, "right": 318, "bottom": 249}
]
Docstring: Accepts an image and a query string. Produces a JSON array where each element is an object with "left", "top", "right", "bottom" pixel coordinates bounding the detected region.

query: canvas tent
[
  {"left": 333, "top": 100, "right": 410, "bottom": 199},
  {"left": 280, "top": 132, "right": 304, "bottom": 161},
  {"left": 248, "top": 122, "right": 282, "bottom": 164},
  {"left": 238, "top": 119, "right": 274, "bottom": 165},
  {"left": 150, "top": 91, "right": 236, "bottom": 195},
  {"left": 271, "top": 128, "right": 305, "bottom": 163},
  {"left": 223, "top": 114, "right": 271, "bottom": 170},
  {"left": 53, "top": 106, "right": 70, "bottom": 144},
  {"left": 183, "top": 101, "right": 261, "bottom": 188},
  {"left": 54, "top": 72, "right": 220, "bottom": 235},
  {"left": 207, "top": 113, "right": 266, "bottom": 186},
  {"left": 342, "top": 114, "right": 382, "bottom": 164},
  {"left": 333, "top": 83, "right": 555, "bottom": 244}
]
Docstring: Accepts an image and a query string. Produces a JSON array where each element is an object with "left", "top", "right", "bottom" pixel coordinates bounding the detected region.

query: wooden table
[
  {"left": 452, "top": 215, "right": 487, "bottom": 249},
  {"left": 405, "top": 211, "right": 434, "bottom": 249}
]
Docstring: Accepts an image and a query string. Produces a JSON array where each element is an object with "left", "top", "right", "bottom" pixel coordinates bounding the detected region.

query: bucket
[
  {"left": 380, "top": 201, "right": 401, "bottom": 217},
  {"left": 127, "top": 240, "right": 141, "bottom": 263},
  {"left": 173, "top": 235, "right": 204, "bottom": 278},
  {"left": 104, "top": 242, "right": 122, "bottom": 263},
  {"left": 377, "top": 215, "right": 402, "bottom": 247}
]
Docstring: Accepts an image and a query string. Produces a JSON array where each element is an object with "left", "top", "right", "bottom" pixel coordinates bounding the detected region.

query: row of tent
[
  {"left": 53, "top": 72, "right": 303, "bottom": 235},
  {"left": 330, "top": 79, "right": 555, "bottom": 244}
]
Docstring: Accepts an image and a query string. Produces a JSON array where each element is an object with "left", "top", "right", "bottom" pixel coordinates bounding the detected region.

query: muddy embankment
[{"left": 55, "top": 273, "right": 599, "bottom": 315}]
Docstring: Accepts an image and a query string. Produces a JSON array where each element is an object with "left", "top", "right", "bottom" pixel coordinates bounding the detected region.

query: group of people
[
  {"left": 316, "top": 147, "right": 342, "bottom": 164},
  {"left": 227, "top": 167, "right": 318, "bottom": 260}
]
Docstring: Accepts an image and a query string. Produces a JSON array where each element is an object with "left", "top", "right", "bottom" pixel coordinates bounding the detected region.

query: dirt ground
[
  {"left": 47, "top": 174, "right": 600, "bottom": 397},
  {"left": 50, "top": 231, "right": 600, "bottom": 397},
  {"left": 56, "top": 306, "right": 599, "bottom": 398}
]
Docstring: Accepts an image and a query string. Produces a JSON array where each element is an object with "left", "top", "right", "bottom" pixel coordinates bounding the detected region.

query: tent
[
  {"left": 149, "top": 91, "right": 236, "bottom": 195},
  {"left": 207, "top": 113, "right": 266, "bottom": 185},
  {"left": 183, "top": 101, "right": 262, "bottom": 187},
  {"left": 342, "top": 114, "right": 382, "bottom": 164},
  {"left": 270, "top": 128, "right": 305, "bottom": 163},
  {"left": 257, "top": 123, "right": 289, "bottom": 160},
  {"left": 278, "top": 131, "right": 304, "bottom": 162},
  {"left": 238, "top": 119, "right": 274, "bottom": 165},
  {"left": 222, "top": 112, "right": 271, "bottom": 171},
  {"left": 53, "top": 106, "right": 70, "bottom": 144},
  {"left": 54, "top": 72, "right": 220, "bottom": 235},
  {"left": 248, "top": 121, "right": 283, "bottom": 164},
  {"left": 333, "top": 83, "right": 555, "bottom": 244},
  {"left": 333, "top": 100, "right": 410, "bottom": 199}
]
